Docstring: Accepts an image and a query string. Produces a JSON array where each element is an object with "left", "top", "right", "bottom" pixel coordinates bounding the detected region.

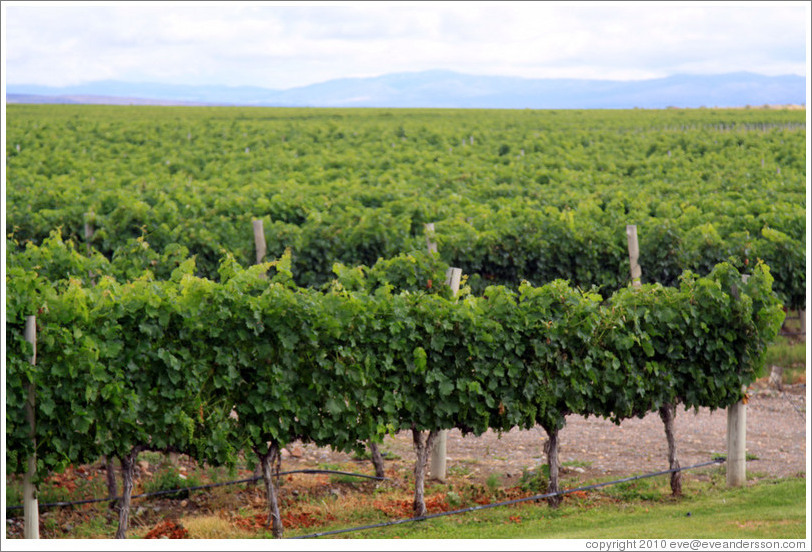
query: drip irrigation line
[
  {"left": 5, "top": 469, "right": 388, "bottom": 511},
  {"left": 290, "top": 458, "right": 726, "bottom": 539}
]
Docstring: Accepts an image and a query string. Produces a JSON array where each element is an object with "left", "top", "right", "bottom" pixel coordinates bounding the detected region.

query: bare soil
[{"left": 285, "top": 382, "right": 807, "bottom": 485}]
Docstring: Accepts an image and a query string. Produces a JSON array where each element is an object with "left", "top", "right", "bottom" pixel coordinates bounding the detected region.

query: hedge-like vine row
[
  {"left": 6, "top": 235, "right": 784, "bottom": 536},
  {"left": 6, "top": 105, "right": 806, "bottom": 308}
]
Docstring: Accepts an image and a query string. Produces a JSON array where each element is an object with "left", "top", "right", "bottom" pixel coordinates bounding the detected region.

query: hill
[{"left": 6, "top": 70, "right": 806, "bottom": 109}]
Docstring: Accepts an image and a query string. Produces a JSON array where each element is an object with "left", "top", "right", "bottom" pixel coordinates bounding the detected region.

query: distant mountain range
[{"left": 6, "top": 70, "right": 807, "bottom": 109}]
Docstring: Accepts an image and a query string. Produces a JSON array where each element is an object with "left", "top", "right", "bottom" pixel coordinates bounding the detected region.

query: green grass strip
[{"left": 309, "top": 477, "right": 806, "bottom": 539}]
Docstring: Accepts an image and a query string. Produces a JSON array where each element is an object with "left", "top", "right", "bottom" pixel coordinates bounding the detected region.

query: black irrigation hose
[
  {"left": 290, "top": 458, "right": 726, "bottom": 540},
  {"left": 5, "top": 469, "right": 388, "bottom": 512}
]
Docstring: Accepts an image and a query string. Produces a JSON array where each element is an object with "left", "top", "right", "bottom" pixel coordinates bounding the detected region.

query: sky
[{"left": 1, "top": 1, "right": 810, "bottom": 90}]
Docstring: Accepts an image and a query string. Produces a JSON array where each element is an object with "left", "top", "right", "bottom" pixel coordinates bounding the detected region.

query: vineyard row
[{"left": 6, "top": 239, "right": 784, "bottom": 537}]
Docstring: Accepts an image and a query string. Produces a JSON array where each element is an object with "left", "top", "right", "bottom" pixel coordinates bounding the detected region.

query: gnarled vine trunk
[
  {"left": 258, "top": 442, "right": 284, "bottom": 538},
  {"left": 543, "top": 425, "right": 562, "bottom": 508},
  {"left": 368, "top": 441, "right": 386, "bottom": 479},
  {"left": 659, "top": 402, "right": 682, "bottom": 496},
  {"left": 114, "top": 447, "right": 142, "bottom": 539},
  {"left": 412, "top": 427, "right": 439, "bottom": 517}
]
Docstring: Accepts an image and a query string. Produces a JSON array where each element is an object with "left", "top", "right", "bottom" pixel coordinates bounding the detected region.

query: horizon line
[{"left": 5, "top": 69, "right": 807, "bottom": 91}]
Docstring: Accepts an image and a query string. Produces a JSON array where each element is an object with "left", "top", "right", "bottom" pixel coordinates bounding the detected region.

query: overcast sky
[{"left": 2, "top": 1, "right": 809, "bottom": 89}]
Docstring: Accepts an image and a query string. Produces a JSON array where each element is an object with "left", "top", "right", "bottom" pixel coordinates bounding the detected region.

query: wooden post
[
  {"left": 247, "top": 218, "right": 269, "bottom": 480},
  {"left": 24, "top": 315, "right": 39, "bottom": 539},
  {"left": 799, "top": 309, "right": 806, "bottom": 336},
  {"left": 425, "top": 223, "right": 438, "bottom": 255},
  {"left": 424, "top": 221, "right": 456, "bottom": 482},
  {"left": 430, "top": 267, "right": 462, "bottom": 482},
  {"left": 727, "top": 398, "right": 747, "bottom": 486},
  {"left": 626, "top": 225, "right": 642, "bottom": 288},
  {"left": 628, "top": 225, "right": 683, "bottom": 495},
  {"left": 444, "top": 268, "right": 462, "bottom": 297},
  {"left": 252, "top": 219, "right": 267, "bottom": 264},
  {"left": 425, "top": 221, "right": 440, "bottom": 482},
  {"left": 727, "top": 275, "right": 749, "bottom": 487},
  {"left": 84, "top": 212, "right": 94, "bottom": 255},
  {"left": 84, "top": 213, "right": 97, "bottom": 284},
  {"left": 242, "top": 218, "right": 269, "bottom": 476}
]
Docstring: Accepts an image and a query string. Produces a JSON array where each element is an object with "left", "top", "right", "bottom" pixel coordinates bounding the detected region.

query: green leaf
[{"left": 439, "top": 379, "right": 454, "bottom": 397}]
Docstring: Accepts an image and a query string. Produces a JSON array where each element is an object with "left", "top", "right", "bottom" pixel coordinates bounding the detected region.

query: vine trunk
[
  {"left": 659, "top": 402, "right": 682, "bottom": 495},
  {"left": 114, "top": 447, "right": 142, "bottom": 539},
  {"left": 259, "top": 442, "right": 284, "bottom": 538},
  {"left": 369, "top": 441, "right": 386, "bottom": 479},
  {"left": 543, "top": 425, "right": 562, "bottom": 508},
  {"left": 412, "top": 427, "right": 439, "bottom": 517}
]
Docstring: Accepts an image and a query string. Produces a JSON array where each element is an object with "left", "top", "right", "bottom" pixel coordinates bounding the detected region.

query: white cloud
[{"left": 3, "top": 1, "right": 808, "bottom": 88}]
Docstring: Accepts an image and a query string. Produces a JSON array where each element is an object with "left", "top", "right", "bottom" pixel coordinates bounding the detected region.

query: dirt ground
[{"left": 281, "top": 381, "right": 807, "bottom": 484}]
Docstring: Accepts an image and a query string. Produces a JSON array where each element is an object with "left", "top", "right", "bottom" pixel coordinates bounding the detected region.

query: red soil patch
[
  {"left": 373, "top": 492, "right": 451, "bottom": 518},
  {"left": 144, "top": 520, "right": 190, "bottom": 539},
  {"left": 233, "top": 510, "right": 337, "bottom": 531}
]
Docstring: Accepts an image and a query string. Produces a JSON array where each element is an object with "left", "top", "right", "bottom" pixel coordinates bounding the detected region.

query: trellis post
[
  {"left": 726, "top": 399, "right": 747, "bottom": 487},
  {"left": 424, "top": 222, "right": 456, "bottom": 482},
  {"left": 84, "top": 212, "right": 94, "bottom": 256},
  {"left": 24, "top": 316, "right": 39, "bottom": 539},
  {"left": 84, "top": 212, "right": 98, "bottom": 285},
  {"left": 430, "top": 267, "right": 462, "bottom": 483},
  {"left": 626, "top": 224, "right": 642, "bottom": 288},
  {"left": 252, "top": 219, "right": 267, "bottom": 264},
  {"left": 727, "top": 275, "right": 749, "bottom": 487},
  {"left": 249, "top": 218, "right": 268, "bottom": 484},
  {"left": 425, "top": 223, "right": 438, "bottom": 255},
  {"left": 627, "top": 224, "right": 682, "bottom": 495}
]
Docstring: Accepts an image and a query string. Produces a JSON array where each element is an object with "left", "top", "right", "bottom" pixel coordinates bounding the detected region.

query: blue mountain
[{"left": 6, "top": 70, "right": 806, "bottom": 109}]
